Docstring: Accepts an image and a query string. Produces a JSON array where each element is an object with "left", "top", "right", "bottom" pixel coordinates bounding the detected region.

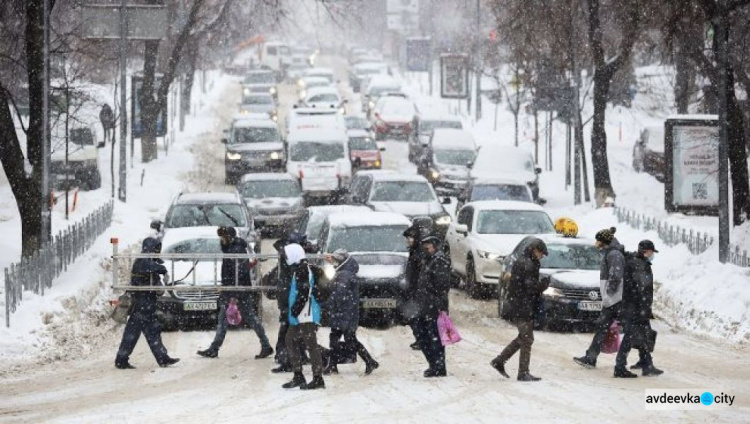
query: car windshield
[
  {"left": 345, "top": 116, "right": 369, "bottom": 130},
  {"left": 239, "top": 180, "right": 301, "bottom": 199},
  {"left": 244, "top": 73, "right": 275, "bottom": 84},
  {"left": 167, "top": 204, "right": 247, "bottom": 228},
  {"left": 232, "top": 127, "right": 279, "bottom": 144},
  {"left": 306, "top": 80, "right": 329, "bottom": 89},
  {"left": 420, "top": 120, "right": 462, "bottom": 133},
  {"left": 434, "top": 149, "right": 475, "bottom": 166},
  {"left": 242, "top": 95, "right": 273, "bottom": 105},
  {"left": 308, "top": 93, "right": 338, "bottom": 103},
  {"left": 540, "top": 243, "right": 602, "bottom": 270},
  {"left": 476, "top": 210, "right": 554, "bottom": 234},
  {"left": 164, "top": 238, "right": 223, "bottom": 254},
  {"left": 370, "top": 181, "right": 435, "bottom": 202},
  {"left": 290, "top": 142, "right": 345, "bottom": 161},
  {"left": 380, "top": 100, "right": 414, "bottom": 116},
  {"left": 471, "top": 184, "right": 532, "bottom": 202},
  {"left": 303, "top": 212, "right": 327, "bottom": 240},
  {"left": 349, "top": 136, "right": 377, "bottom": 150},
  {"left": 371, "top": 86, "right": 400, "bottom": 96},
  {"left": 327, "top": 225, "right": 408, "bottom": 253}
]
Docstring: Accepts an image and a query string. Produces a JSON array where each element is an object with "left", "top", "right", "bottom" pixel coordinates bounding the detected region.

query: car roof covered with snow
[
  {"left": 289, "top": 107, "right": 340, "bottom": 117},
  {"left": 347, "top": 129, "right": 372, "bottom": 138},
  {"left": 161, "top": 227, "right": 222, "bottom": 249},
  {"left": 300, "top": 76, "right": 330, "bottom": 84},
  {"left": 287, "top": 128, "right": 348, "bottom": 143},
  {"left": 232, "top": 113, "right": 275, "bottom": 124},
  {"left": 304, "top": 86, "right": 340, "bottom": 97},
  {"left": 369, "top": 172, "right": 430, "bottom": 184},
  {"left": 304, "top": 67, "right": 334, "bottom": 77},
  {"left": 431, "top": 129, "right": 476, "bottom": 149},
  {"left": 464, "top": 200, "right": 546, "bottom": 212},
  {"left": 366, "top": 75, "right": 399, "bottom": 89},
  {"left": 471, "top": 176, "right": 530, "bottom": 186},
  {"left": 233, "top": 118, "right": 278, "bottom": 129},
  {"left": 307, "top": 205, "right": 372, "bottom": 216},
  {"left": 326, "top": 211, "right": 411, "bottom": 229},
  {"left": 239, "top": 172, "right": 297, "bottom": 183},
  {"left": 175, "top": 192, "right": 242, "bottom": 205}
]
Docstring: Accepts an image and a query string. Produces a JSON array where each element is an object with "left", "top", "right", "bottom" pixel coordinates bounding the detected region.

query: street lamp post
[{"left": 475, "top": 0, "right": 482, "bottom": 121}]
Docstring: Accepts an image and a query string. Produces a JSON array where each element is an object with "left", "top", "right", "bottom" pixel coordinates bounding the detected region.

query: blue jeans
[{"left": 210, "top": 295, "right": 271, "bottom": 352}]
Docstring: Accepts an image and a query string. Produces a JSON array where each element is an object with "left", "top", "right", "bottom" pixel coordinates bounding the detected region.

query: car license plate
[
  {"left": 184, "top": 302, "right": 216, "bottom": 311},
  {"left": 578, "top": 301, "right": 602, "bottom": 311},
  {"left": 361, "top": 298, "right": 397, "bottom": 309}
]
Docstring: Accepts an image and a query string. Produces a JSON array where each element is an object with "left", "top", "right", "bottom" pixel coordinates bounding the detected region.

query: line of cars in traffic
[{"left": 152, "top": 45, "right": 606, "bottom": 331}]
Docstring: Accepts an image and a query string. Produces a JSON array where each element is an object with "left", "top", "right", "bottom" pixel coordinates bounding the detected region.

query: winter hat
[
  {"left": 226, "top": 227, "right": 237, "bottom": 237},
  {"left": 595, "top": 227, "right": 617, "bottom": 244},
  {"left": 420, "top": 234, "right": 441, "bottom": 246},
  {"left": 284, "top": 243, "right": 306, "bottom": 265},
  {"left": 638, "top": 239, "right": 659, "bottom": 253},
  {"left": 217, "top": 226, "right": 229, "bottom": 237},
  {"left": 331, "top": 249, "right": 349, "bottom": 265}
]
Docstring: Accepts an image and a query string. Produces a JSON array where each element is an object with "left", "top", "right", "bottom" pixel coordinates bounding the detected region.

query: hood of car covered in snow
[
  {"left": 369, "top": 201, "right": 444, "bottom": 217},
  {"left": 244, "top": 197, "right": 302, "bottom": 211},
  {"left": 227, "top": 141, "right": 284, "bottom": 153},
  {"left": 543, "top": 269, "right": 600, "bottom": 289}
]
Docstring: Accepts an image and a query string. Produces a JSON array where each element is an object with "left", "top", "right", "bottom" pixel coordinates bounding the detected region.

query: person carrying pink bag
[{"left": 437, "top": 312, "right": 462, "bottom": 346}]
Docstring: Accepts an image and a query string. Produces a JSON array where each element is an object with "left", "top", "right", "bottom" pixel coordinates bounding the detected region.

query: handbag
[
  {"left": 437, "top": 311, "right": 462, "bottom": 346},
  {"left": 601, "top": 320, "right": 621, "bottom": 354},
  {"left": 226, "top": 298, "right": 243, "bottom": 326},
  {"left": 110, "top": 293, "right": 134, "bottom": 324}
]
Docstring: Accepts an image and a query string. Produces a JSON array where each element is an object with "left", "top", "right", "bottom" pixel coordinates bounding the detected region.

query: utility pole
[
  {"left": 475, "top": 0, "right": 482, "bottom": 121},
  {"left": 41, "top": 0, "right": 52, "bottom": 243},
  {"left": 715, "top": 14, "right": 730, "bottom": 263},
  {"left": 118, "top": 0, "right": 128, "bottom": 202}
]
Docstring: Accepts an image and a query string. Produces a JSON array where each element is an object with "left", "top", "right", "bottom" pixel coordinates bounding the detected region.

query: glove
[{"left": 163, "top": 273, "right": 170, "bottom": 285}]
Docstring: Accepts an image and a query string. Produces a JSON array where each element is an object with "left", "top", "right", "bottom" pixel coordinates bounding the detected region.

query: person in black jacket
[
  {"left": 615, "top": 240, "right": 663, "bottom": 378},
  {"left": 403, "top": 217, "right": 432, "bottom": 350},
  {"left": 490, "top": 238, "right": 548, "bottom": 382},
  {"left": 115, "top": 237, "right": 179, "bottom": 369},
  {"left": 197, "top": 227, "right": 272, "bottom": 359},
  {"left": 322, "top": 249, "right": 379, "bottom": 376},
  {"left": 414, "top": 235, "right": 451, "bottom": 378}
]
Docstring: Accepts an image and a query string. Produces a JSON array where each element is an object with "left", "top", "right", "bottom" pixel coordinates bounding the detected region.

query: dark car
[
  {"left": 497, "top": 234, "right": 603, "bottom": 329},
  {"left": 632, "top": 126, "right": 665, "bottom": 182},
  {"left": 346, "top": 171, "right": 452, "bottom": 239},
  {"left": 222, "top": 116, "right": 285, "bottom": 184},
  {"left": 317, "top": 211, "right": 412, "bottom": 326},
  {"left": 242, "top": 69, "right": 278, "bottom": 100},
  {"left": 237, "top": 173, "right": 305, "bottom": 234}
]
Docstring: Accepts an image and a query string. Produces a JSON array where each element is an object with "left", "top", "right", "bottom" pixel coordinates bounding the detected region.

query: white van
[
  {"left": 260, "top": 42, "right": 291, "bottom": 77},
  {"left": 286, "top": 128, "right": 352, "bottom": 201}
]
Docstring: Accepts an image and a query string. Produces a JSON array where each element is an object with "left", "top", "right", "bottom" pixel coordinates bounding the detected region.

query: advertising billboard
[
  {"left": 132, "top": 75, "right": 168, "bottom": 139},
  {"left": 440, "top": 54, "right": 469, "bottom": 99}
]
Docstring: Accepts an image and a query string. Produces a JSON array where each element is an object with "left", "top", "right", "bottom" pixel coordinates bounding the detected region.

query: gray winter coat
[
  {"left": 600, "top": 238, "right": 625, "bottom": 308},
  {"left": 326, "top": 256, "right": 361, "bottom": 331}
]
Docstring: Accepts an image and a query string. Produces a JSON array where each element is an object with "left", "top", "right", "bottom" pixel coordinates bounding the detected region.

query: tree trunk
[
  {"left": 674, "top": 40, "right": 695, "bottom": 114},
  {"left": 141, "top": 40, "right": 160, "bottom": 163},
  {"left": 591, "top": 67, "right": 615, "bottom": 206},
  {"left": 727, "top": 68, "right": 750, "bottom": 225},
  {"left": 181, "top": 40, "right": 198, "bottom": 131}
]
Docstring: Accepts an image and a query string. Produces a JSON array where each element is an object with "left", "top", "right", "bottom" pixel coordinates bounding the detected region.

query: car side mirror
[
  {"left": 97, "top": 141, "right": 105, "bottom": 148},
  {"left": 442, "top": 197, "right": 451, "bottom": 205},
  {"left": 150, "top": 220, "right": 164, "bottom": 232},
  {"left": 535, "top": 167, "right": 542, "bottom": 174},
  {"left": 379, "top": 146, "right": 386, "bottom": 152},
  {"left": 456, "top": 224, "right": 468, "bottom": 235},
  {"left": 466, "top": 162, "right": 474, "bottom": 170},
  {"left": 537, "top": 198, "right": 547, "bottom": 206}
]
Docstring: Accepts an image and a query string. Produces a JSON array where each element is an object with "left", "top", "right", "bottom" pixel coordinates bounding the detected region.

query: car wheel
[
  {"left": 498, "top": 285, "right": 509, "bottom": 319},
  {"left": 466, "top": 257, "right": 481, "bottom": 299}
]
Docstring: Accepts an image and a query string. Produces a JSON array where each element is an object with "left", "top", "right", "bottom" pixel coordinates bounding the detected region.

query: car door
[{"left": 451, "top": 206, "right": 473, "bottom": 275}]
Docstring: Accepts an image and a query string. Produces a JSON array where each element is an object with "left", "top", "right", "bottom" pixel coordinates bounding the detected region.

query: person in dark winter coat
[
  {"left": 414, "top": 235, "right": 451, "bottom": 378},
  {"left": 403, "top": 218, "right": 432, "bottom": 350},
  {"left": 270, "top": 231, "right": 313, "bottom": 373},
  {"left": 282, "top": 243, "right": 326, "bottom": 390},
  {"left": 115, "top": 237, "right": 179, "bottom": 369},
  {"left": 322, "top": 250, "right": 379, "bottom": 375},
  {"left": 615, "top": 240, "right": 663, "bottom": 377},
  {"left": 574, "top": 227, "right": 626, "bottom": 371},
  {"left": 197, "top": 227, "right": 272, "bottom": 359},
  {"left": 490, "top": 237, "right": 547, "bottom": 382}
]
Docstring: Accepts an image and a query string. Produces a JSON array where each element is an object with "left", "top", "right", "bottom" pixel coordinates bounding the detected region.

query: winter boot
[
  {"left": 614, "top": 368, "right": 638, "bottom": 378},
  {"left": 573, "top": 356, "right": 596, "bottom": 369},
  {"left": 490, "top": 358, "right": 510, "bottom": 379},
  {"left": 517, "top": 372, "right": 542, "bottom": 382},
  {"left": 159, "top": 357, "right": 180, "bottom": 367},
  {"left": 358, "top": 348, "right": 379, "bottom": 375},
  {"left": 282, "top": 372, "right": 306, "bottom": 389},
  {"left": 323, "top": 361, "right": 339, "bottom": 375},
  {"left": 642, "top": 366, "right": 664, "bottom": 377},
  {"left": 301, "top": 376, "right": 326, "bottom": 390},
  {"left": 197, "top": 348, "right": 218, "bottom": 358},
  {"left": 271, "top": 364, "right": 293, "bottom": 374},
  {"left": 255, "top": 346, "right": 274, "bottom": 360},
  {"left": 629, "top": 360, "right": 645, "bottom": 370},
  {"left": 115, "top": 361, "right": 135, "bottom": 370},
  {"left": 424, "top": 368, "right": 447, "bottom": 378}
]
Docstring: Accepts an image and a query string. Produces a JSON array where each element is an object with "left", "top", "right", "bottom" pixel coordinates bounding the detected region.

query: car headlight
[
  {"left": 297, "top": 80, "right": 306, "bottom": 88},
  {"left": 270, "top": 151, "right": 282, "bottom": 160},
  {"left": 368, "top": 101, "right": 375, "bottom": 109},
  {"left": 435, "top": 215, "right": 451, "bottom": 226},
  {"left": 477, "top": 250, "right": 502, "bottom": 261},
  {"left": 299, "top": 90, "right": 307, "bottom": 99},
  {"left": 339, "top": 107, "right": 346, "bottom": 115},
  {"left": 269, "top": 87, "right": 277, "bottom": 95},
  {"left": 271, "top": 114, "right": 278, "bottom": 122},
  {"left": 430, "top": 169, "right": 440, "bottom": 180},
  {"left": 243, "top": 88, "right": 250, "bottom": 96},
  {"left": 543, "top": 287, "right": 564, "bottom": 298},
  {"left": 226, "top": 152, "right": 242, "bottom": 160}
]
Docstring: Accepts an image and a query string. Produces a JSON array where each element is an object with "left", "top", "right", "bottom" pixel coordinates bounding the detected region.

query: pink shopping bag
[
  {"left": 226, "top": 298, "right": 242, "bottom": 326},
  {"left": 601, "top": 320, "right": 621, "bottom": 354},
  {"left": 437, "top": 311, "right": 462, "bottom": 346}
]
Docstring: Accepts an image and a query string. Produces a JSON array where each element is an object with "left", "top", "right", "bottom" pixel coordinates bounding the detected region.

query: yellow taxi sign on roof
[{"left": 554, "top": 217, "right": 578, "bottom": 238}]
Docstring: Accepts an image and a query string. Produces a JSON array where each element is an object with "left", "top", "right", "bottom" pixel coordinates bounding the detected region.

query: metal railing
[
  {"left": 4, "top": 200, "right": 115, "bottom": 327},
  {"left": 614, "top": 206, "right": 749, "bottom": 267}
]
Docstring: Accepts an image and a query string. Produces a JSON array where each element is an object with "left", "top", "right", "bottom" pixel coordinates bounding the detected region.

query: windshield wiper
[{"left": 217, "top": 207, "right": 240, "bottom": 226}]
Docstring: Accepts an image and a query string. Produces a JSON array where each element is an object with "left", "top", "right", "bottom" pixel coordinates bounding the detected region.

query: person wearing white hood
[{"left": 281, "top": 243, "right": 326, "bottom": 390}]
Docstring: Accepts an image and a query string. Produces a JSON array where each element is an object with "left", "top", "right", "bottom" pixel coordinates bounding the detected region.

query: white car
[
  {"left": 286, "top": 128, "right": 352, "bottom": 201},
  {"left": 302, "top": 67, "right": 336, "bottom": 85},
  {"left": 286, "top": 107, "right": 346, "bottom": 135},
  {"left": 299, "top": 86, "right": 345, "bottom": 113},
  {"left": 297, "top": 76, "right": 334, "bottom": 99},
  {"left": 445, "top": 200, "right": 556, "bottom": 298}
]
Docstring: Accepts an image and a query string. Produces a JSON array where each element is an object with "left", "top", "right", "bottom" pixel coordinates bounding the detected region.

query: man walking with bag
[
  {"left": 115, "top": 237, "right": 179, "bottom": 369},
  {"left": 403, "top": 217, "right": 432, "bottom": 350},
  {"left": 574, "top": 227, "right": 626, "bottom": 371},
  {"left": 615, "top": 240, "right": 663, "bottom": 378},
  {"left": 197, "top": 227, "right": 273, "bottom": 360},
  {"left": 490, "top": 238, "right": 547, "bottom": 382},
  {"left": 415, "top": 235, "right": 451, "bottom": 378}
]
